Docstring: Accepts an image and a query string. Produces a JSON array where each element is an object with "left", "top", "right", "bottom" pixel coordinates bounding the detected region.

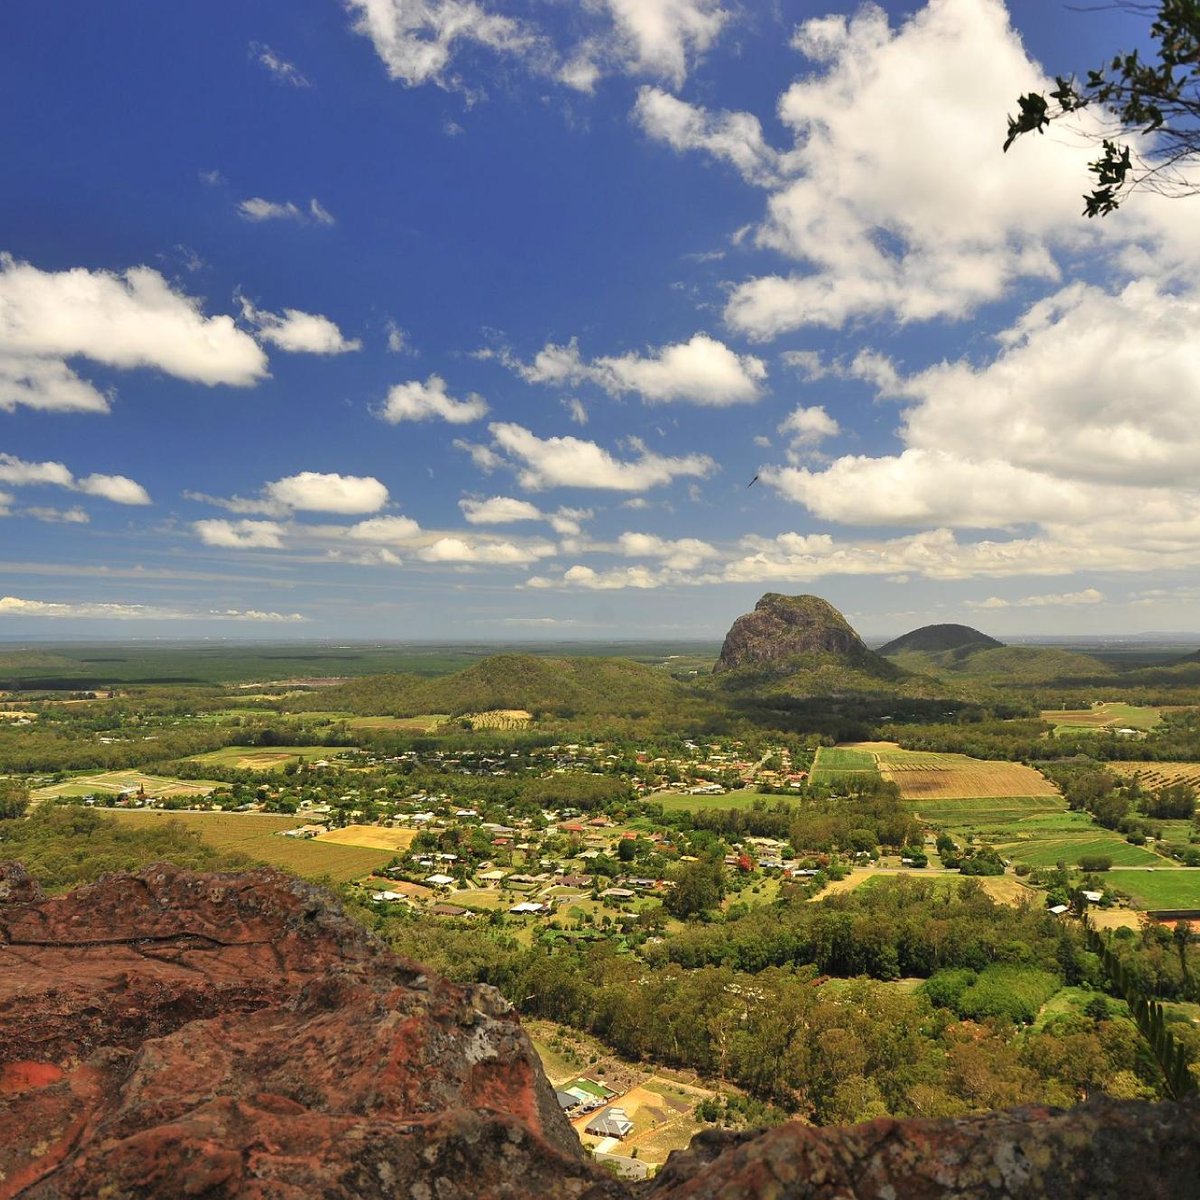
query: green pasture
[
  {"left": 998, "top": 832, "right": 1164, "bottom": 869},
  {"left": 813, "top": 746, "right": 878, "bottom": 772},
  {"left": 33, "top": 769, "right": 223, "bottom": 800},
  {"left": 656, "top": 789, "right": 786, "bottom": 813},
  {"left": 347, "top": 714, "right": 449, "bottom": 731},
  {"left": 905, "top": 795, "right": 1066, "bottom": 829},
  {"left": 102, "top": 809, "right": 391, "bottom": 883},
  {"left": 1113, "top": 870, "right": 1200, "bottom": 911}
]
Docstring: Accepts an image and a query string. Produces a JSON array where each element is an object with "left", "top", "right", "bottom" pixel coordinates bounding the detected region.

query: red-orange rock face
[
  {"left": 0, "top": 862, "right": 616, "bottom": 1199},
  {"left": 2, "top": 860, "right": 1198, "bottom": 1200}
]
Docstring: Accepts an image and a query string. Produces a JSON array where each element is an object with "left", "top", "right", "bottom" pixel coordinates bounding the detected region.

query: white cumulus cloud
[
  {"left": 0, "top": 255, "right": 266, "bottom": 413},
  {"left": 517, "top": 333, "right": 765, "bottom": 406},
  {"left": 193, "top": 519, "right": 286, "bottom": 549},
  {"left": 264, "top": 471, "right": 389, "bottom": 514},
  {"left": 378, "top": 374, "right": 489, "bottom": 424},
  {"left": 240, "top": 301, "right": 361, "bottom": 354},
  {"left": 487, "top": 422, "right": 714, "bottom": 491}
]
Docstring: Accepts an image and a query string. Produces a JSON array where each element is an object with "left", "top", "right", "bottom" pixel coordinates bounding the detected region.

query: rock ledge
[{"left": 2, "top": 861, "right": 1197, "bottom": 1199}]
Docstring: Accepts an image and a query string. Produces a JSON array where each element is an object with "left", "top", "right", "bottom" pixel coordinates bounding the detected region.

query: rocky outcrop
[
  {"left": 714, "top": 593, "right": 896, "bottom": 678},
  {"left": 0, "top": 862, "right": 610, "bottom": 1200},
  {"left": 878, "top": 623, "right": 1003, "bottom": 657},
  {"left": 2, "top": 862, "right": 1199, "bottom": 1199}
]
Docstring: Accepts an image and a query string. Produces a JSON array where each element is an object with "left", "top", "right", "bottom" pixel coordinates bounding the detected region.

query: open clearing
[
  {"left": 185, "top": 745, "right": 348, "bottom": 771},
  {"left": 1113, "top": 870, "right": 1200, "bottom": 911},
  {"left": 843, "top": 871, "right": 1035, "bottom": 907},
  {"left": 1042, "top": 702, "right": 1163, "bottom": 734},
  {"left": 313, "top": 824, "right": 417, "bottom": 851},
  {"left": 33, "top": 770, "right": 222, "bottom": 800},
  {"left": 102, "top": 809, "right": 392, "bottom": 883},
  {"left": 1108, "top": 762, "right": 1200, "bottom": 792}
]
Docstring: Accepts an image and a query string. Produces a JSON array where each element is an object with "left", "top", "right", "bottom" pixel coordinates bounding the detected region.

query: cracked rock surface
[{"left": 2, "top": 861, "right": 1198, "bottom": 1199}]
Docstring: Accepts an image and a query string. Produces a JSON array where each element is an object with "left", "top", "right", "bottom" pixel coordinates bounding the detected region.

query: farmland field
[
  {"left": 1042, "top": 702, "right": 1163, "bottom": 734},
  {"left": 996, "top": 830, "right": 1163, "bottom": 868},
  {"left": 33, "top": 769, "right": 222, "bottom": 801},
  {"left": 841, "top": 742, "right": 1058, "bottom": 800},
  {"left": 1108, "top": 762, "right": 1200, "bottom": 791},
  {"left": 313, "top": 824, "right": 417, "bottom": 851},
  {"left": 464, "top": 708, "right": 532, "bottom": 729},
  {"left": 347, "top": 714, "right": 449, "bottom": 731},
  {"left": 908, "top": 796, "right": 1068, "bottom": 829},
  {"left": 1114, "top": 870, "right": 1200, "bottom": 911},
  {"left": 101, "top": 809, "right": 393, "bottom": 882},
  {"left": 810, "top": 745, "right": 880, "bottom": 785},
  {"left": 185, "top": 745, "right": 351, "bottom": 771}
]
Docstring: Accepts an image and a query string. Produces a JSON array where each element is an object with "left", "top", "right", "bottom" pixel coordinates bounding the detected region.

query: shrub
[
  {"left": 954, "top": 964, "right": 1061, "bottom": 1025},
  {"left": 1078, "top": 855, "right": 1113, "bottom": 872}
]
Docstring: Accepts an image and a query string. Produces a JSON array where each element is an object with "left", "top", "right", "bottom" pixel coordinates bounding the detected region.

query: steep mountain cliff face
[
  {"left": 714, "top": 594, "right": 898, "bottom": 679},
  {"left": 2, "top": 862, "right": 1198, "bottom": 1199}
]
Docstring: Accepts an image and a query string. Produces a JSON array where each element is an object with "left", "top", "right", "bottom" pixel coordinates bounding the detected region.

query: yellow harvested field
[
  {"left": 1108, "top": 762, "right": 1200, "bottom": 791},
  {"left": 976, "top": 876, "right": 1038, "bottom": 906},
  {"left": 1089, "top": 909, "right": 1144, "bottom": 932},
  {"left": 313, "top": 824, "right": 417, "bottom": 851},
  {"left": 841, "top": 742, "right": 1058, "bottom": 799}
]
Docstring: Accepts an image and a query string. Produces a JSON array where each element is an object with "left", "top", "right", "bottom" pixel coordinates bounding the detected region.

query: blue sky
[{"left": 1, "top": 0, "right": 1197, "bottom": 640}]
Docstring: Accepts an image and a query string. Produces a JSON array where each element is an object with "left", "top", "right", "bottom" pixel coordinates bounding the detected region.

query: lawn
[
  {"left": 185, "top": 745, "right": 350, "bottom": 771},
  {"left": 1113, "top": 870, "right": 1200, "bottom": 911},
  {"left": 102, "top": 809, "right": 392, "bottom": 883}
]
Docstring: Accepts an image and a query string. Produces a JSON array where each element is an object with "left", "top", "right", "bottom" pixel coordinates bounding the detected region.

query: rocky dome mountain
[
  {"left": 878, "top": 624, "right": 1003, "bottom": 656},
  {"left": 714, "top": 594, "right": 903, "bottom": 682}
]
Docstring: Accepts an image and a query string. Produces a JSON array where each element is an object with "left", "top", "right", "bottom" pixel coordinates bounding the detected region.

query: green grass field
[
  {"left": 347, "top": 714, "right": 449, "bottom": 731},
  {"left": 102, "top": 809, "right": 392, "bottom": 882},
  {"left": 907, "top": 795, "right": 1067, "bottom": 828},
  {"left": 33, "top": 769, "right": 223, "bottom": 800},
  {"left": 184, "top": 745, "right": 349, "bottom": 771},
  {"left": 656, "top": 789, "right": 787, "bottom": 812},
  {"left": 1113, "top": 870, "right": 1200, "bottom": 911},
  {"left": 810, "top": 746, "right": 880, "bottom": 786},
  {"left": 997, "top": 832, "right": 1164, "bottom": 869}
]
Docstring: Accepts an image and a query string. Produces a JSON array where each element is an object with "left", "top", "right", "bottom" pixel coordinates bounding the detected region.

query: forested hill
[
  {"left": 283, "top": 654, "right": 714, "bottom": 721},
  {"left": 878, "top": 624, "right": 1002, "bottom": 656},
  {"left": 886, "top": 644, "right": 1115, "bottom": 684}
]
